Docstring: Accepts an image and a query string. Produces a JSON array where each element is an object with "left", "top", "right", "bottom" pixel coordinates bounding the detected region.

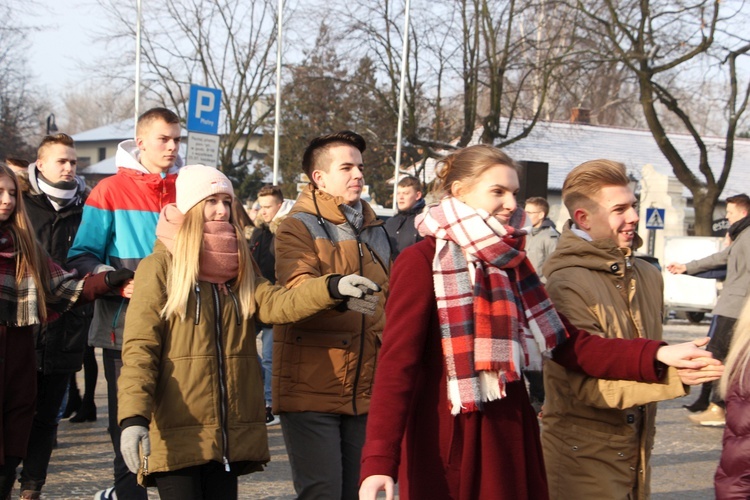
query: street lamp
[{"left": 46, "top": 114, "right": 58, "bottom": 135}]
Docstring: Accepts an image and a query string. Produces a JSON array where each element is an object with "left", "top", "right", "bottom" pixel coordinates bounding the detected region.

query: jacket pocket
[
  {"left": 154, "top": 358, "right": 218, "bottom": 427},
  {"left": 289, "top": 332, "right": 352, "bottom": 397}
]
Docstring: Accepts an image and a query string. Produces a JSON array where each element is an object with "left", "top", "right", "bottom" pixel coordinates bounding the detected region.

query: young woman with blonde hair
[
  {"left": 358, "top": 145, "right": 721, "bottom": 500},
  {"left": 117, "top": 165, "right": 378, "bottom": 499},
  {"left": 715, "top": 297, "right": 750, "bottom": 498},
  {"left": 0, "top": 163, "right": 132, "bottom": 498}
]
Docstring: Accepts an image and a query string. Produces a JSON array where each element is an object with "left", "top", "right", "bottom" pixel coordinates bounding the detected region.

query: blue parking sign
[
  {"left": 645, "top": 208, "right": 665, "bottom": 229},
  {"left": 187, "top": 85, "right": 222, "bottom": 134}
]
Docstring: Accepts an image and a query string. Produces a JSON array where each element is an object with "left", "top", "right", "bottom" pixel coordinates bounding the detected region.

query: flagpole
[
  {"left": 134, "top": 0, "right": 142, "bottom": 134},
  {"left": 392, "top": 0, "right": 411, "bottom": 210},
  {"left": 272, "top": 0, "right": 283, "bottom": 185}
]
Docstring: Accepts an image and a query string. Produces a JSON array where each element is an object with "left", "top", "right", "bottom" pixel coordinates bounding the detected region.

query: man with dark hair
[
  {"left": 16, "top": 134, "right": 89, "bottom": 499},
  {"left": 248, "top": 184, "right": 289, "bottom": 426},
  {"left": 667, "top": 193, "right": 750, "bottom": 427},
  {"left": 273, "top": 131, "right": 390, "bottom": 499},
  {"left": 384, "top": 175, "right": 424, "bottom": 258},
  {"left": 67, "top": 108, "right": 183, "bottom": 500}
]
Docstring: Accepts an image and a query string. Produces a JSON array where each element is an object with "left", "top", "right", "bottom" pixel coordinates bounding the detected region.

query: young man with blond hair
[{"left": 541, "top": 159, "right": 719, "bottom": 500}]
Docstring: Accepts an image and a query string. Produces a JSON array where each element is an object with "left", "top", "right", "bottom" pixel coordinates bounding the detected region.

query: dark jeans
[
  {"left": 18, "top": 372, "right": 70, "bottom": 491},
  {"left": 280, "top": 411, "right": 367, "bottom": 500},
  {"left": 103, "top": 348, "right": 148, "bottom": 500},
  {"left": 0, "top": 456, "right": 21, "bottom": 498},
  {"left": 153, "top": 461, "right": 240, "bottom": 500},
  {"left": 707, "top": 315, "right": 737, "bottom": 406}
]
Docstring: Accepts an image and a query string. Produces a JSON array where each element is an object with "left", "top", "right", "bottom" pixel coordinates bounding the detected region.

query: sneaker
[
  {"left": 265, "top": 406, "right": 280, "bottom": 426},
  {"left": 93, "top": 487, "right": 118, "bottom": 500},
  {"left": 688, "top": 402, "right": 725, "bottom": 427}
]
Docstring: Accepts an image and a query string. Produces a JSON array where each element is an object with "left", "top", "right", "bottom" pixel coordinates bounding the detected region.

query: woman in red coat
[
  {"left": 358, "top": 145, "right": 722, "bottom": 500},
  {"left": 715, "top": 295, "right": 750, "bottom": 499}
]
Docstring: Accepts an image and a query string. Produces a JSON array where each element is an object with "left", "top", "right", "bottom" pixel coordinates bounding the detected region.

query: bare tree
[
  {"left": 265, "top": 23, "right": 413, "bottom": 205},
  {"left": 574, "top": 0, "right": 750, "bottom": 234},
  {"left": 61, "top": 84, "right": 135, "bottom": 134},
  {"left": 0, "top": 0, "right": 44, "bottom": 159},
  {"left": 97, "top": 0, "right": 279, "bottom": 198}
]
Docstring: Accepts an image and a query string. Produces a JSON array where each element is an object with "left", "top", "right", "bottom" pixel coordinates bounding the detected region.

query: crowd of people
[{"left": 0, "top": 107, "right": 747, "bottom": 500}]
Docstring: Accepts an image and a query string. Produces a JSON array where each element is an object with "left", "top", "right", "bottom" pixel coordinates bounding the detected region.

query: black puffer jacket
[
  {"left": 24, "top": 167, "right": 92, "bottom": 374},
  {"left": 384, "top": 198, "right": 425, "bottom": 259}
]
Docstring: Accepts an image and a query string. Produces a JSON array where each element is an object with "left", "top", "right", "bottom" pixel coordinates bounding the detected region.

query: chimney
[{"left": 570, "top": 107, "right": 591, "bottom": 124}]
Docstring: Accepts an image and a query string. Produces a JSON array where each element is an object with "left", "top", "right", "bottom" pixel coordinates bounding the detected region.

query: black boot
[
  {"left": 69, "top": 401, "right": 97, "bottom": 423},
  {"left": 683, "top": 382, "right": 711, "bottom": 413},
  {"left": 62, "top": 377, "right": 82, "bottom": 419}
]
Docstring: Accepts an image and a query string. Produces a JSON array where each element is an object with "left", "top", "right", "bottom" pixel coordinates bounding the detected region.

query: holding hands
[
  {"left": 656, "top": 337, "right": 724, "bottom": 385},
  {"left": 105, "top": 268, "right": 135, "bottom": 298}
]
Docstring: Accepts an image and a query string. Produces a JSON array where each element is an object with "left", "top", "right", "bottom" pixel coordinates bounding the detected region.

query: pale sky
[{"left": 22, "top": 0, "right": 111, "bottom": 96}]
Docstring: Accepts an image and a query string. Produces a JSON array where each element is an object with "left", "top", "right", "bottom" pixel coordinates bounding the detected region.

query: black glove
[{"left": 105, "top": 268, "right": 134, "bottom": 288}]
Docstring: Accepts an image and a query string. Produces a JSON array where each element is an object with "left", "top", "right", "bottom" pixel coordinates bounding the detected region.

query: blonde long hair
[
  {"left": 0, "top": 163, "right": 53, "bottom": 321},
  {"left": 161, "top": 199, "right": 257, "bottom": 320},
  {"left": 719, "top": 298, "right": 750, "bottom": 398}
]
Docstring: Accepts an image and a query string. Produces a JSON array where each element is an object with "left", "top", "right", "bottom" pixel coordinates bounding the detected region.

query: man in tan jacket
[
  {"left": 272, "top": 131, "right": 390, "bottom": 500},
  {"left": 541, "top": 159, "right": 716, "bottom": 499}
]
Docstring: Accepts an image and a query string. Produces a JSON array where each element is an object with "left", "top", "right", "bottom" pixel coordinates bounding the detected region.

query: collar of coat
[
  {"left": 291, "top": 184, "right": 381, "bottom": 229},
  {"left": 544, "top": 220, "right": 641, "bottom": 278}
]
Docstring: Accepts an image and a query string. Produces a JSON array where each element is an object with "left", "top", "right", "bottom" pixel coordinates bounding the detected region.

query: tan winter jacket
[
  {"left": 118, "top": 240, "right": 339, "bottom": 484},
  {"left": 541, "top": 223, "right": 687, "bottom": 500},
  {"left": 273, "top": 185, "right": 390, "bottom": 415}
]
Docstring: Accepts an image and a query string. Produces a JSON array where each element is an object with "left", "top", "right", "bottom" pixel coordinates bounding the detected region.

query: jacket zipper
[
  {"left": 194, "top": 284, "right": 201, "bottom": 325},
  {"left": 226, "top": 284, "right": 241, "bottom": 326},
  {"left": 350, "top": 234, "right": 366, "bottom": 416},
  {"left": 211, "top": 284, "right": 232, "bottom": 471}
]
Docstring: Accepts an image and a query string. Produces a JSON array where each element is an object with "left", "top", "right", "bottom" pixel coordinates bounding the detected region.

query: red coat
[
  {"left": 715, "top": 368, "right": 750, "bottom": 499},
  {"left": 359, "top": 237, "right": 666, "bottom": 500}
]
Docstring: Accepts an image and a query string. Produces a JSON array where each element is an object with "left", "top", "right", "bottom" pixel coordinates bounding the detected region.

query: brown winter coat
[
  {"left": 541, "top": 223, "right": 687, "bottom": 500},
  {"left": 272, "top": 185, "right": 390, "bottom": 415},
  {"left": 118, "top": 240, "right": 339, "bottom": 484}
]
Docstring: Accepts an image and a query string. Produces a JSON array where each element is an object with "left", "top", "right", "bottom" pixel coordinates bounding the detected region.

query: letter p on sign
[
  {"left": 196, "top": 91, "right": 215, "bottom": 118},
  {"left": 187, "top": 84, "right": 222, "bottom": 135}
]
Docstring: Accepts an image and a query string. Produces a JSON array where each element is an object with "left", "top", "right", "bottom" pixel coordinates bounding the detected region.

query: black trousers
[
  {"left": 152, "top": 461, "right": 240, "bottom": 500},
  {"left": 18, "top": 372, "right": 69, "bottom": 491},
  {"left": 707, "top": 315, "right": 737, "bottom": 406},
  {"left": 103, "top": 348, "right": 148, "bottom": 500}
]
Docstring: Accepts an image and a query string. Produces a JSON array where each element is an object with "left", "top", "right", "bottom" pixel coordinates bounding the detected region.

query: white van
[{"left": 662, "top": 236, "right": 725, "bottom": 323}]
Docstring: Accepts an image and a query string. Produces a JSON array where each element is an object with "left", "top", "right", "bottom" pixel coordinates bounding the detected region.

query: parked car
[{"left": 662, "top": 236, "right": 725, "bottom": 324}]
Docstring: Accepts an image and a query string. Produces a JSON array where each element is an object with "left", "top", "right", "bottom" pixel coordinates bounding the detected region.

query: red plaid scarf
[
  {"left": 0, "top": 227, "right": 84, "bottom": 326},
  {"left": 417, "top": 197, "right": 567, "bottom": 414}
]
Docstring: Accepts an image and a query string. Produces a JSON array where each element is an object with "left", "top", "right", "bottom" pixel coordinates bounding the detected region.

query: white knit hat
[{"left": 176, "top": 165, "right": 235, "bottom": 214}]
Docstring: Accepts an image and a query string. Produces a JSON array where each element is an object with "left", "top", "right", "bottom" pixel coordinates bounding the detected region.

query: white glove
[
  {"left": 337, "top": 274, "right": 380, "bottom": 298},
  {"left": 121, "top": 425, "right": 150, "bottom": 474}
]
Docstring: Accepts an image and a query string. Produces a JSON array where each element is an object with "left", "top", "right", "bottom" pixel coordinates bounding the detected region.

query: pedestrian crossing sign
[{"left": 646, "top": 208, "right": 665, "bottom": 229}]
